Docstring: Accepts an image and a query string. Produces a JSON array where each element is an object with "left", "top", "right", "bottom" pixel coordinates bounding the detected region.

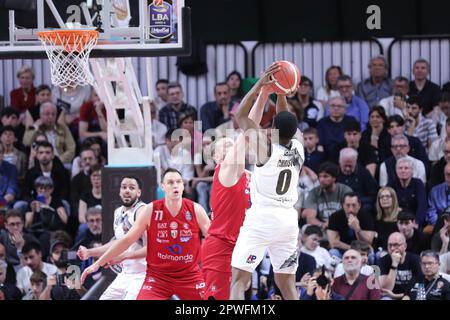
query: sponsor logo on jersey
[
  {"left": 185, "top": 211, "right": 192, "bottom": 221},
  {"left": 156, "top": 238, "right": 169, "bottom": 244},
  {"left": 157, "top": 252, "right": 193, "bottom": 263},
  {"left": 171, "top": 230, "right": 178, "bottom": 239},
  {"left": 246, "top": 255, "right": 257, "bottom": 264},
  {"left": 180, "top": 229, "right": 192, "bottom": 237},
  {"left": 180, "top": 236, "right": 191, "bottom": 243},
  {"left": 165, "top": 244, "right": 182, "bottom": 255},
  {"left": 195, "top": 282, "right": 205, "bottom": 290},
  {"left": 157, "top": 230, "right": 168, "bottom": 238},
  {"left": 146, "top": 277, "right": 156, "bottom": 283},
  {"left": 154, "top": 210, "right": 164, "bottom": 221},
  {"left": 157, "top": 222, "right": 167, "bottom": 229},
  {"left": 170, "top": 221, "right": 178, "bottom": 230},
  {"left": 142, "top": 285, "right": 152, "bottom": 290},
  {"left": 183, "top": 223, "right": 189, "bottom": 229}
]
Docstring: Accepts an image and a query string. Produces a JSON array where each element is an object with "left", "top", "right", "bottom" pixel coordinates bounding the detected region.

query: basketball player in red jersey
[
  {"left": 81, "top": 168, "right": 211, "bottom": 300},
  {"left": 201, "top": 76, "right": 274, "bottom": 300}
]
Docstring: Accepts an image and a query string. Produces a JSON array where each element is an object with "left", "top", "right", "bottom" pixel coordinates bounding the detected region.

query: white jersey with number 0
[
  {"left": 113, "top": 201, "right": 147, "bottom": 273},
  {"left": 250, "top": 139, "right": 304, "bottom": 209}
]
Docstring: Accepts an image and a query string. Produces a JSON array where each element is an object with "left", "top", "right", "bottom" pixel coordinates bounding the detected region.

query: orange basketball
[{"left": 270, "top": 61, "right": 301, "bottom": 95}]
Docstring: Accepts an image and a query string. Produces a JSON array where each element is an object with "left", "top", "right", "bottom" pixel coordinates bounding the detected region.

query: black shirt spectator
[
  {"left": 409, "top": 80, "right": 442, "bottom": 116},
  {"left": 406, "top": 275, "right": 450, "bottom": 300},
  {"left": 378, "top": 252, "right": 423, "bottom": 294},
  {"left": 429, "top": 157, "right": 446, "bottom": 189},
  {"left": 199, "top": 82, "right": 233, "bottom": 132},
  {"left": 328, "top": 208, "right": 376, "bottom": 247}
]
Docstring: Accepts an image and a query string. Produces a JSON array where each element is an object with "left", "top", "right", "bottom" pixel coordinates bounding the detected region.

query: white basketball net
[{"left": 38, "top": 30, "right": 99, "bottom": 89}]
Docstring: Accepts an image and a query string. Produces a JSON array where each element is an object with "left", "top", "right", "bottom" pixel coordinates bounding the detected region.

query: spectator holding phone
[
  {"left": 302, "top": 266, "right": 345, "bottom": 300},
  {"left": 23, "top": 102, "right": 76, "bottom": 168}
]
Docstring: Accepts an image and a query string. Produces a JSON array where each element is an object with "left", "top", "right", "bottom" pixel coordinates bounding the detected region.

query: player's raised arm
[
  {"left": 235, "top": 63, "right": 279, "bottom": 132},
  {"left": 80, "top": 203, "right": 153, "bottom": 284},
  {"left": 248, "top": 84, "right": 273, "bottom": 126}
]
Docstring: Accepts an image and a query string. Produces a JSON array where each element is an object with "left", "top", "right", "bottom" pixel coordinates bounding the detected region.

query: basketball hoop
[{"left": 37, "top": 29, "right": 99, "bottom": 89}]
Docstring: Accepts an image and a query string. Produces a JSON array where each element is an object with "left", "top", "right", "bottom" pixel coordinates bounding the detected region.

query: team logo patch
[
  {"left": 180, "top": 236, "right": 191, "bottom": 243},
  {"left": 180, "top": 229, "right": 192, "bottom": 237},
  {"left": 246, "top": 255, "right": 257, "bottom": 264},
  {"left": 185, "top": 211, "right": 192, "bottom": 221},
  {"left": 183, "top": 223, "right": 189, "bottom": 229},
  {"left": 170, "top": 221, "right": 178, "bottom": 230},
  {"left": 171, "top": 230, "right": 178, "bottom": 239},
  {"left": 157, "top": 230, "right": 168, "bottom": 238},
  {"left": 166, "top": 244, "right": 182, "bottom": 255},
  {"left": 157, "top": 223, "right": 167, "bottom": 229}
]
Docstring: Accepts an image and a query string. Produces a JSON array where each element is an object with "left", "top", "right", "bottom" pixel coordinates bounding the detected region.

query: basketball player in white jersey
[
  {"left": 77, "top": 176, "right": 147, "bottom": 300},
  {"left": 230, "top": 63, "right": 304, "bottom": 300}
]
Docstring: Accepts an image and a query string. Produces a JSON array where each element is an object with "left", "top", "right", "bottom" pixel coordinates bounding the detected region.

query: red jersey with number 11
[{"left": 146, "top": 198, "right": 201, "bottom": 278}]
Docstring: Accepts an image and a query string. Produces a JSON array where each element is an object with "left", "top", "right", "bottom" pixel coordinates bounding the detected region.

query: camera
[{"left": 316, "top": 265, "right": 330, "bottom": 289}]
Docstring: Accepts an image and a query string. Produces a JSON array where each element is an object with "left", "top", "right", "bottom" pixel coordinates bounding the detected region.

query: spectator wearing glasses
[
  {"left": 374, "top": 187, "right": 401, "bottom": 251},
  {"left": 430, "top": 140, "right": 450, "bottom": 189},
  {"left": 356, "top": 55, "right": 393, "bottom": 108},
  {"left": 379, "top": 134, "right": 426, "bottom": 187},
  {"left": 377, "top": 232, "right": 422, "bottom": 300},
  {"left": 74, "top": 207, "right": 102, "bottom": 249},
  {"left": 317, "top": 96, "right": 358, "bottom": 157},
  {"left": 403, "top": 251, "right": 450, "bottom": 300},
  {"left": 324, "top": 75, "right": 369, "bottom": 131},
  {"left": 0, "top": 210, "right": 39, "bottom": 279}
]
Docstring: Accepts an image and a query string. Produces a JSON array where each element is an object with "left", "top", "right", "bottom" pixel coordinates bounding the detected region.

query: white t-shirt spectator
[
  {"left": 154, "top": 144, "right": 194, "bottom": 182},
  {"left": 52, "top": 85, "right": 91, "bottom": 117},
  {"left": 152, "top": 119, "right": 168, "bottom": 148},
  {"left": 379, "top": 96, "right": 406, "bottom": 118},
  {"left": 16, "top": 263, "right": 57, "bottom": 296},
  {"left": 300, "top": 246, "right": 333, "bottom": 270},
  {"left": 316, "top": 87, "right": 340, "bottom": 105}
]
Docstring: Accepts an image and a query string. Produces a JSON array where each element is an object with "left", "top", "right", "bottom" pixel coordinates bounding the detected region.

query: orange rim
[{"left": 37, "top": 29, "right": 99, "bottom": 51}]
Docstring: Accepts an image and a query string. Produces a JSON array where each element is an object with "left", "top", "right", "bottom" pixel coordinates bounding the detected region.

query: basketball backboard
[{"left": 0, "top": 0, "right": 191, "bottom": 59}]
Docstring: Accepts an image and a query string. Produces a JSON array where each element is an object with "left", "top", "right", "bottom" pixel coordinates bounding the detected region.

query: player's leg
[
  {"left": 123, "top": 272, "right": 146, "bottom": 300},
  {"left": 230, "top": 267, "right": 253, "bottom": 300},
  {"left": 273, "top": 273, "right": 298, "bottom": 300},
  {"left": 203, "top": 268, "right": 232, "bottom": 300},
  {"left": 173, "top": 274, "right": 206, "bottom": 300},
  {"left": 230, "top": 221, "right": 268, "bottom": 300},
  {"left": 267, "top": 210, "right": 299, "bottom": 300},
  {"left": 99, "top": 273, "right": 127, "bottom": 300}
]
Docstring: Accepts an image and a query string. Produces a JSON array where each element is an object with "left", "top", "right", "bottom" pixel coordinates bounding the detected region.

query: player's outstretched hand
[
  {"left": 77, "top": 245, "right": 90, "bottom": 261},
  {"left": 80, "top": 262, "right": 100, "bottom": 285},
  {"left": 255, "top": 63, "right": 280, "bottom": 91}
]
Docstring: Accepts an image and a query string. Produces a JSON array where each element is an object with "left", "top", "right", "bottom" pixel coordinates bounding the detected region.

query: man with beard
[
  {"left": 77, "top": 176, "right": 147, "bottom": 300},
  {"left": 332, "top": 249, "right": 381, "bottom": 300},
  {"left": 80, "top": 169, "right": 210, "bottom": 300}
]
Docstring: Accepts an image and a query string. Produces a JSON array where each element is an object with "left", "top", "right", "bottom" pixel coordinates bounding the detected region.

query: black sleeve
[
  {"left": 327, "top": 212, "right": 340, "bottom": 231},
  {"left": 359, "top": 211, "right": 376, "bottom": 231},
  {"left": 411, "top": 254, "right": 423, "bottom": 277},
  {"left": 444, "top": 282, "right": 450, "bottom": 300},
  {"left": 377, "top": 255, "right": 391, "bottom": 275}
]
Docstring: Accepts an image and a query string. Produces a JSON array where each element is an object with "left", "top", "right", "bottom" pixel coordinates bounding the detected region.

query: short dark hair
[
  {"left": 36, "top": 84, "right": 51, "bottom": 95},
  {"left": 162, "top": 168, "right": 182, "bottom": 180},
  {"left": 167, "top": 82, "right": 182, "bottom": 92},
  {"left": 120, "top": 175, "right": 142, "bottom": 190},
  {"left": 344, "top": 120, "right": 361, "bottom": 133},
  {"left": 441, "top": 92, "right": 450, "bottom": 104},
  {"left": 22, "top": 241, "right": 42, "bottom": 255},
  {"left": 36, "top": 141, "right": 54, "bottom": 152},
  {"left": 387, "top": 115, "right": 405, "bottom": 127},
  {"left": 0, "top": 108, "right": 19, "bottom": 118},
  {"left": 156, "top": 79, "right": 169, "bottom": 86},
  {"left": 303, "top": 127, "right": 318, "bottom": 137},
  {"left": 82, "top": 137, "right": 102, "bottom": 148},
  {"left": 406, "top": 95, "right": 422, "bottom": 108},
  {"left": 165, "top": 128, "right": 176, "bottom": 140},
  {"left": 337, "top": 75, "right": 353, "bottom": 83},
  {"left": 0, "top": 125, "right": 15, "bottom": 136},
  {"left": 318, "top": 162, "right": 339, "bottom": 178},
  {"left": 88, "top": 164, "right": 102, "bottom": 176},
  {"left": 342, "top": 192, "right": 361, "bottom": 205},
  {"left": 273, "top": 111, "right": 298, "bottom": 140},
  {"left": 30, "top": 270, "right": 47, "bottom": 284},
  {"left": 303, "top": 225, "right": 323, "bottom": 238},
  {"left": 394, "top": 76, "right": 409, "bottom": 83},
  {"left": 215, "top": 82, "right": 229, "bottom": 92},
  {"left": 5, "top": 209, "right": 24, "bottom": 223}
]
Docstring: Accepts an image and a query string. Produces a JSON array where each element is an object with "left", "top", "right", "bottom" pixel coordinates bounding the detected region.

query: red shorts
[
  {"left": 201, "top": 235, "right": 235, "bottom": 300},
  {"left": 136, "top": 271, "right": 205, "bottom": 300}
]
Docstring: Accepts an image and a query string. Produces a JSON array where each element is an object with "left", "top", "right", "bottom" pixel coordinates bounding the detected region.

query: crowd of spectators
[{"left": 1, "top": 56, "right": 450, "bottom": 300}]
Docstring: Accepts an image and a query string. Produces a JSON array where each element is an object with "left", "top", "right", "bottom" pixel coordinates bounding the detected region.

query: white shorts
[
  {"left": 231, "top": 205, "right": 299, "bottom": 274},
  {"left": 99, "top": 271, "right": 146, "bottom": 300}
]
